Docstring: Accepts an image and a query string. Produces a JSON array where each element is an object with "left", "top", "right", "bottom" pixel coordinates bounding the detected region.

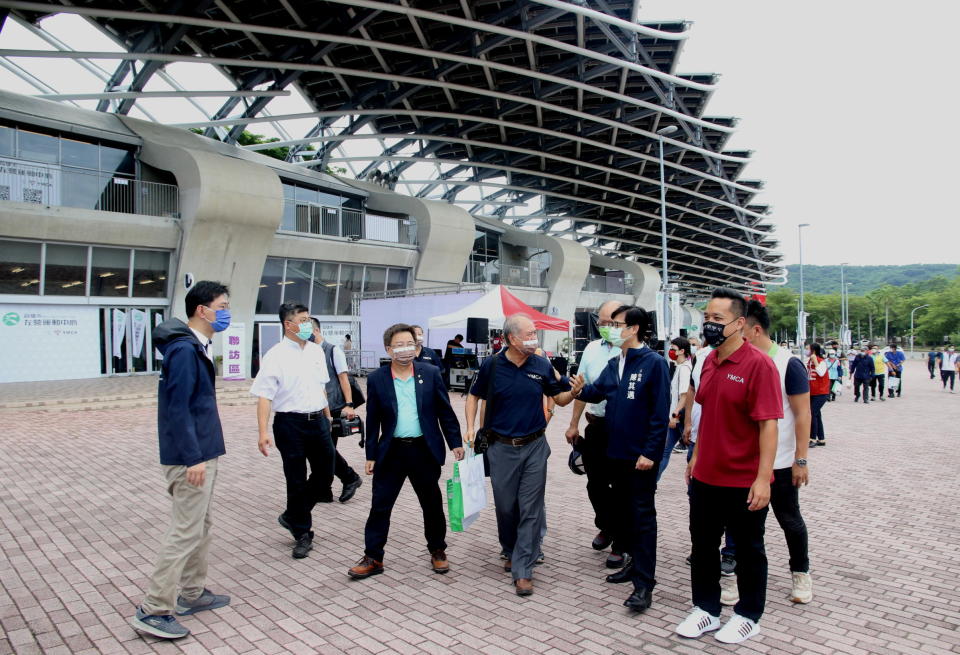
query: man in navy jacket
[
  {"left": 574, "top": 305, "right": 670, "bottom": 613},
  {"left": 131, "top": 281, "right": 231, "bottom": 640},
  {"left": 348, "top": 324, "right": 464, "bottom": 580},
  {"left": 851, "top": 348, "right": 875, "bottom": 403}
]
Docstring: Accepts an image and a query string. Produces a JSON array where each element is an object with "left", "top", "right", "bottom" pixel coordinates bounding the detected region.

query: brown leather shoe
[
  {"left": 348, "top": 555, "right": 384, "bottom": 580},
  {"left": 431, "top": 549, "right": 449, "bottom": 574},
  {"left": 504, "top": 559, "right": 511, "bottom": 573},
  {"left": 515, "top": 578, "right": 533, "bottom": 596}
]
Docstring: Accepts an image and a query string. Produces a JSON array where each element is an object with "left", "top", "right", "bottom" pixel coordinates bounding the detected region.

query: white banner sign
[
  {"left": 320, "top": 322, "right": 351, "bottom": 347},
  {"left": 0, "top": 304, "right": 100, "bottom": 382},
  {"left": 154, "top": 312, "right": 164, "bottom": 359},
  {"left": 669, "top": 293, "right": 682, "bottom": 338},
  {"left": 655, "top": 291, "right": 667, "bottom": 341},
  {"left": 112, "top": 309, "right": 126, "bottom": 358},
  {"left": 222, "top": 322, "right": 246, "bottom": 380},
  {"left": 130, "top": 309, "right": 147, "bottom": 358},
  {"left": 0, "top": 156, "right": 61, "bottom": 205}
]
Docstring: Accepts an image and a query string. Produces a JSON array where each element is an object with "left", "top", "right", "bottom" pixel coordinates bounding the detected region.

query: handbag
[{"left": 446, "top": 446, "right": 488, "bottom": 532}]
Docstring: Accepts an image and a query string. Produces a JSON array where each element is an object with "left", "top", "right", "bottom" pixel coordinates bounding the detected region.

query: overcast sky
[
  {"left": 1, "top": 2, "right": 957, "bottom": 268},
  {"left": 640, "top": 0, "right": 960, "bottom": 266}
]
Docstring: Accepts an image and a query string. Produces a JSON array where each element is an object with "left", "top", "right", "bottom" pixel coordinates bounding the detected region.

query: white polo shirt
[
  {"left": 250, "top": 337, "right": 330, "bottom": 413},
  {"left": 689, "top": 345, "right": 713, "bottom": 443}
]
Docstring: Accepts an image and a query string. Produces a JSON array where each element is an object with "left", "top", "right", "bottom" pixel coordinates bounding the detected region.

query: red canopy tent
[{"left": 428, "top": 285, "right": 570, "bottom": 331}]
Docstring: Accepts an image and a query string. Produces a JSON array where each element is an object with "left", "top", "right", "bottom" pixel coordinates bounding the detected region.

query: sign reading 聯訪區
[
  {"left": 0, "top": 304, "right": 99, "bottom": 382},
  {"left": 221, "top": 322, "right": 246, "bottom": 380},
  {"left": 0, "top": 156, "right": 61, "bottom": 205}
]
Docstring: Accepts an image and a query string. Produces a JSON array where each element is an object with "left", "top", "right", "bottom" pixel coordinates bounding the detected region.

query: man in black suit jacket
[{"left": 348, "top": 323, "right": 464, "bottom": 580}]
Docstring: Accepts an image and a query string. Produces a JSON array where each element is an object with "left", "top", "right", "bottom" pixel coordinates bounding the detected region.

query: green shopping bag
[{"left": 446, "top": 451, "right": 487, "bottom": 532}]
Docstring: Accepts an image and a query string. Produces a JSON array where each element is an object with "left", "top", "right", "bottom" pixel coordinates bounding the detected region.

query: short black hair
[
  {"left": 671, "top": 336, "right": 691, "bottom": 358},
  {"left": 810, "top": 342, "right": 824, "bottom": 358},
  {"left": 383, "top": 323, "right": 415, "bottom": 347},
  {"left": 309, "top": 316, "right": 321, "bottom": 330},
  {"left": 612, "top": 305, "right": 649, "bottom": 332},
  {"left": 278, "top": 301, "right": 309, "bottom": 324},
  {"left": 410, "top": 324, "right": 423, "bottom": 333},
  {"left": 889, "top": 343, "right": 898, "bottom": 349},
  {"left": 710, "top": 287, "right": 747, "bottom": 318},
  {"left": 345, "top": 334, "right": 351, "bottom": 339},
  {"left": 454, "top": 334, "right": 463, "bottom": 341},
  {"left": 744, "top": 299, "right": 771, "bottom": 332},
  {"left": 185, "top": 280, "right": 229, "bottom": 318}
]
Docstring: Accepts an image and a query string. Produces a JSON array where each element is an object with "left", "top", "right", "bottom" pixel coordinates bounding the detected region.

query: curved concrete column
[
  {"left": 120, "top": 117, "right": 284, "bottom": 374},
  {"left": 342, "top": 179, "right": 475, "bottom": 287},
  {"left": 588, "top": 254, "right": 661, "bottom": 310}
]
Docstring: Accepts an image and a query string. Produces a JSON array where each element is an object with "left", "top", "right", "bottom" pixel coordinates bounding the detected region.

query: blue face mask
[
  {"left": 205, "top": 307, "right": 231, "bottom": 332},
  {"left": 295, "top": 322, "right": 313, "bottom": 341}
]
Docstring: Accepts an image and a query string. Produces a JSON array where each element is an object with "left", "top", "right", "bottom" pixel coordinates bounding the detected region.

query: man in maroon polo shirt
[{"left": 675, "top": 288, "right": 783, "bottom": 646}]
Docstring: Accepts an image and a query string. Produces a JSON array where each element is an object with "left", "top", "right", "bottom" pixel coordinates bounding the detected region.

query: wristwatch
[
  {"left": 794, "top": 458, "right": 807, "bottom": 467},
  {"left": 343, "top": 402, "right": 354, "bottom": 408}
]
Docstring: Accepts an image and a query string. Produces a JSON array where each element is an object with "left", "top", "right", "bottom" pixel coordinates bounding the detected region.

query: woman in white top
[{"left": 657, "top": 337, "right": 693, "bottom": 481}]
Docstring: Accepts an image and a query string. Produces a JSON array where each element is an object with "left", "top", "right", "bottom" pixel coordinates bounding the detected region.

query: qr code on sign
[
  {"left": 23, "top": 189, "right": 42, "bottom": 203},
  {"left": 0, "top": 185, "right": 9, "bottom": 201}
]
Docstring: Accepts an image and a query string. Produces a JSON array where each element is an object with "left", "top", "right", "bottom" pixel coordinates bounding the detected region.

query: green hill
[{"left": 783, "top": 264, "right": 958, "bottom": 295}]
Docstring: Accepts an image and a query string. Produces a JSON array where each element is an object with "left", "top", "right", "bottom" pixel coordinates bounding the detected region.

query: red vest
[{"left": 808, "top": 358, "right": 831, "bottom": 396}]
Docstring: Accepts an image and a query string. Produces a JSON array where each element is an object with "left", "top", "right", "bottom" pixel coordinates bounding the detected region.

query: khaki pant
[{"left": 141, "top": 458, "right": 218, "bottom": 615}]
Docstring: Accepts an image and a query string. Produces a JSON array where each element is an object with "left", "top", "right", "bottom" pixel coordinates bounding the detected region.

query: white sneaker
[
  {"left": 675, "top": 607, "right": 721, "bottom": 638},
  {"left": 715, "top": 613, "right": 760, "bottom": 644},
  {"left": 790, "top": 571, "right": 813, "bottom": 603},
  {"left": 720, "top": 575, "right": 739, "bottom": 606}
]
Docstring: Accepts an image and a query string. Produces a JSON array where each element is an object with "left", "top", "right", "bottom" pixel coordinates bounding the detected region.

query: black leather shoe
[
  {"left": 292, "top": 532, "right": 313, "bottom": 559},
  {"left": 591, "top": 531, "right": 612, "bottom": 551},
  {"left": 606, "top": 562, "right": 633, "bottom": 584},
  {"left": 606, "top": 551, "right": 625, "bottom": 568},
  {"left": 623, "top": 587, "right": 653, "bottom": 612},
  {"left": 339, "top": 477, "right": 362, "bottom": 503}
]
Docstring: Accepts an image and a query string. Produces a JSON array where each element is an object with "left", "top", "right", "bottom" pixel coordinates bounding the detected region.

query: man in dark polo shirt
[
  {"left": 465, "top": 313, "right": 582, "bottom": 597},
  {"left": 675, "top": 288, "right": 782, "bottom": 646},
  {"left": 412, "top": 325, "right": 444, "bottom": 369}
]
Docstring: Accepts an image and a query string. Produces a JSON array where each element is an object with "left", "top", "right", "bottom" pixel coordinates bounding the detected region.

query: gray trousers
[{"left": 488, "top": 436, "right": 550, "bottom": 581}]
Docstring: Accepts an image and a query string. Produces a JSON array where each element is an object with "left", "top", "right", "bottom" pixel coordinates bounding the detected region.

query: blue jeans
[{"left": 656, "top": 426, "right": 683, "bottom": 482}]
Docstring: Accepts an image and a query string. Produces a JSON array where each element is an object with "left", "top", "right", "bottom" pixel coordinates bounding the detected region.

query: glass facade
[
  {"left": 256, "top": 257, "right": 411, "bottom": 317},
  {"left": 0, "top": 239, "right": 170, "bottom": 299}
]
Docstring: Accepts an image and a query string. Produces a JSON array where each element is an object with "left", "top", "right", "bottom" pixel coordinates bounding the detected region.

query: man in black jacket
[{"left": 131, "top": 281, "right": 231, "bottom": 640}]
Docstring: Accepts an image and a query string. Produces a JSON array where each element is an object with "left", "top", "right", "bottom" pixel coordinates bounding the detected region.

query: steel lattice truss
[{"left": 0, "top": 0, "right": 785, "bottom": 297}]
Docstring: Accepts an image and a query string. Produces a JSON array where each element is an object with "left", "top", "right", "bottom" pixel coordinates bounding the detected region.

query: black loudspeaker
[
  {"left": 466, "top": 317, "right": 489, "bottom": 344},
  {"left": 574, "top": 311, "right": 596, "bottom": 365},
  {"left": 645, "top": 311, "right": 658, "bottom": 343}
]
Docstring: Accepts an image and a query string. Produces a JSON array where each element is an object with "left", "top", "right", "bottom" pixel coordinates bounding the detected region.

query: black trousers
[
  {"left": 943, "top": 370, "right": 956, "bottom": 390},
  {"left": 770, "top": 468, "right": 809, "bottom": 573},
  {"left": 364, "top": 437, "right": 446, "bottom": 561},
  {"left": 928, "top": 360, "right": 936, "bottom": 379},
  {"left": 329, "top": 409, "right": 360, "bottom": 485},
  {"left": 611, "top": 460, "right": 658, "bottom": 591},
  {"left": 580, "top": 418, "right": 621, "bottom": 550},
  {"left": 809, "top": 394, "right": 828, "bottom": 442},
  {"left": 273, "top": 412, "right": 335, "bottom": 538},
  {"left": 854, "top": 378, "right": 871, "bottom": 402},
  {"left": 689, "top": 478, "right": 768, "bottom": 622},
  {"left": 870, "top": 374, "right": 885, "bottom": 399}
]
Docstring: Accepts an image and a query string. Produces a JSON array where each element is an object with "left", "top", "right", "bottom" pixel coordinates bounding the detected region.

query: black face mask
[{"left": 702, "top": 320, "right": 735, "bottom": 348}]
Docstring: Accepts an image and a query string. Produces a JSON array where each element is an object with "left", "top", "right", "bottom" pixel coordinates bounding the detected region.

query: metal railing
[
  {"left": 0, "top": 164, "right": 179, "bottom": 218},
  {"left": 463, "top": 259, "right": 545, "bottom": 287},
  {"left": 582, "top": 273, "right": 634, "bottom": 294}
]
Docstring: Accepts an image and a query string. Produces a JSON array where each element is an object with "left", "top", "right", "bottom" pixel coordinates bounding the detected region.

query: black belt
[
  {"left": 491, "top": 430, "right": 545, "bottom": 447},
  {"left": 584, "top": 413, "right": 606, "bottom": 424},
  {"left": 392, "top": 436, "right": 424, "bottom": 444},
  {"left": 276, "top": 411, "right": 327, "bottom": 421}
]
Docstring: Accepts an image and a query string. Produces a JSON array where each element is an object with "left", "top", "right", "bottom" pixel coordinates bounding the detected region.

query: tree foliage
[{"left": 187, "top": 128, "right": 347, "bottom": 175}]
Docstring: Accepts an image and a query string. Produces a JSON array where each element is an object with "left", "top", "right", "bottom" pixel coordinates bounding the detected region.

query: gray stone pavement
[{"left": 0, "top": 361, "right": 958, "bottom": 655}]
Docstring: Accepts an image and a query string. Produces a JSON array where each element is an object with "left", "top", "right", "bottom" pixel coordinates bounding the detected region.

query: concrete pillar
[
  {"left": 341, "top": 179, "right": 475, "bottom": 287},
  {"left": 588, "top": 255, "right": 661, "bottom": 310},
  {"left": 119, "top": 117, "right": 284, "bottom": 375}
]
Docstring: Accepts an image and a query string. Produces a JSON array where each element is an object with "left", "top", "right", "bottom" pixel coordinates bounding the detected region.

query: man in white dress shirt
[{"left": 251, "top": 302, "right": 334, "bottom": 559}]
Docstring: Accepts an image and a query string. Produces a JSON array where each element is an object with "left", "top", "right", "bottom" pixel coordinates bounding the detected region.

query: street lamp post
[
  {"left": 656, "top": 125, "right": 678, "bottom": 342},
  {"left": 798, "top": 223, "right": 810, "bottom": 346},
  {"left": 840, "top": 262, "right": 848, "bottom": 346},
  {"left": 910, "top": 304, "right": 929, "bottom": 356},
  {"left": 845, "top": 282, "right": 853, "bottom": 347}
]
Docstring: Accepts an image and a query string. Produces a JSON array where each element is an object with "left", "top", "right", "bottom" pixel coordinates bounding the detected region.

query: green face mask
[{"left": 598, "top": 325, "right": 611, "bottom": 342}]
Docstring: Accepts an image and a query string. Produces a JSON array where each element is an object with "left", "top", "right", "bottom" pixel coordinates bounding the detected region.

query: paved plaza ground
[{"left": 1, "top": 360, "right": 958, "bottom": 655}]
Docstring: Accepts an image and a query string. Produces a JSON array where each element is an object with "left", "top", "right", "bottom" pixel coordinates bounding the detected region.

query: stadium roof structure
[{"left": 0, "top": 0, "right": 786, "bottom": 297}]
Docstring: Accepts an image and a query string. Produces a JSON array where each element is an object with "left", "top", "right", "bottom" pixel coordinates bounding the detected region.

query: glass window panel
[
  {"left": 18, "top": 130, "right": 59, "bottom": 164},
  {"left": 280, "top": 200, "right": 297, "bottom": 230},
  {"left": 60, "top": 167, "right": 106, "bottom": 211},
  {"left": 386, "top": 268, "right": 408, "bottom": 291},
  {"left": 132, "top": 249, "right": 169, "bottom": 298},
  {"left": 44, "top": 243, "right": 87, "bottom": 296},
  {"left": 336, "top": 264, "right": 364, "bottom": 315},
  {"left": 0, "top": 126, "right": 13, "bottom": 157},
  {"left": 100, "top": 144, "right": 135, "bottom": 175},
  {"left": 256, "top": 258, "right": 284, "bottom": 315},
  {"left": 317, "top": 191, "right": 343, "bottom": 207},
  {"left": 61, "top": 138, "right": 99, "bottom": 170},
  {"left": 295, "top": 185, "right": 318, "bottom": 205},
  {"left": 310, "top": 263, "right": 339, "bottom": 315},
  {"left": 0, "top": 239, "right": 41, "bottom": 294},
  {"left": 363, "top": 266, "right": 386, "bottom": 294},
  {"left": 282, "top": 183, "right": 296, "bottom": 200},
  {"left": 342, "top": 195, "right": 363, "bottom": 210},
  {"left": 283, "top": 259, "right": 313, "bottom": 308},
  {"left": 90, "top": 247, "right": 130, "bottom": 297}
]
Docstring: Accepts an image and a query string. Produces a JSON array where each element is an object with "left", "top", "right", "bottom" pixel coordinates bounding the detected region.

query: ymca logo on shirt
[
  {"left": 526, "top": 373, "right": 543, "bottom": 381},
  {"left": 726, "top": 374, "right": 745, "bottom": 384}
]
